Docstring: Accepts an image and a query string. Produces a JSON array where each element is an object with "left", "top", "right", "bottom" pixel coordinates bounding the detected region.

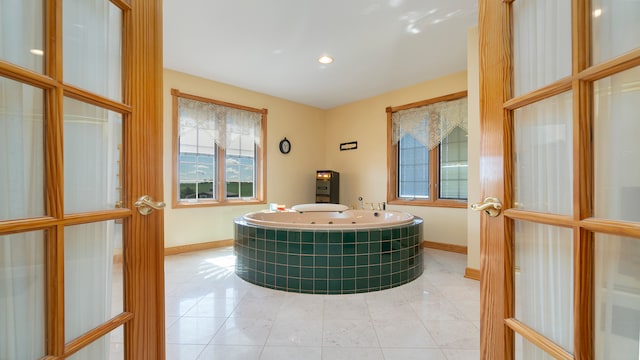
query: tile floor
[{"left": 163, "top": 247, "right": 480, "bottom": 360}]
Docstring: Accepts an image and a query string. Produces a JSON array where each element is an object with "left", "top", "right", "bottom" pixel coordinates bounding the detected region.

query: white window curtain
[
  {"left": 63, "top": 0, "right": 122, "bottom": 101},
  {"left": 513, "top": 92, "right": 573, "bottom": 215},
  {"left": 592, "top": 0, "right": 640, "bottom": 65},
  {"left": 63, "top": 99, "right": 120, "bottom": 358},
  {"left": 595, "top": 235, "right": 640, "bottom": 359},
  {"left": 0, "top": 232, "right": 45, "bottom": 360},
  {"left": 0, "top": 0, "right": 44, "bottom": 73},
  {"left": 515, "top": 222, "right": 574, "bottom": 356},
  {"left": 593, "top": 66, "right": 640, "bottom": 223},
  {"left": 391, "top": 97, "right": 467, "bottom": 150},
  {"left": 178, "top": 97, "right": 262, "bottom": 149},
  {"left": 512, "top": 0, "right": 572, "bottom": 97},
  {"left": 511, "top": 1, "right": 575, "bottom": 358},
  {"left": 63, "top": 0, "right": 121, "bottom": 358},
  {"left": 593, "top": 66, "right": 640, "bottom": 358}
]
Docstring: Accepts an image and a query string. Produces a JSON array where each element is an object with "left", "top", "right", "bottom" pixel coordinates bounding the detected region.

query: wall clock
[{"left": 279, "top": 137, "right": 291, "bottom": 154}]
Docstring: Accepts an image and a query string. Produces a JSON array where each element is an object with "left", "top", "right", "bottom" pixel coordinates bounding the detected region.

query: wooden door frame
[
  {"left": 478, "top": 1, "right": 512, "bottom": 358},
  {"left": 125, "top": 0, "right": 165, "bottom": 359}
]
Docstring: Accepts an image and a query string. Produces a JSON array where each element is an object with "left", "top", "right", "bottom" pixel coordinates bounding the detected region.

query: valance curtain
[
  {"left": 391, "top": 97, "right": 467, "bottom": 150},
  {"left": 178, "top": 97, "right": 262, "bottom": 148}
]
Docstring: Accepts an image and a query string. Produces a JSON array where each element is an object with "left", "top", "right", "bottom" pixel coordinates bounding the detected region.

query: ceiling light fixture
[
  {"left": 318, "top": 55, "right": 334, "bottom": 64},
  {"left": 593, "top": 8, "right": 602, "bottom": 17}
]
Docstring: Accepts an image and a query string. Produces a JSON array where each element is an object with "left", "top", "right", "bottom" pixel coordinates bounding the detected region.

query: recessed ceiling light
[
  {"left": 30, "top": 49, "right": 44, "bottom": 56},
  {"left": 318, "top": 55, "right": 334, "bottom": 64},
  {"left": 593, "top": 8, "right": 602, "bottom": 17}
]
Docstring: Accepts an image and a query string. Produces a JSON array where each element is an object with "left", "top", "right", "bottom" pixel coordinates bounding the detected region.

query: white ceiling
[{"left": 163, "top": 0, "right": 478, "bottom": 109}]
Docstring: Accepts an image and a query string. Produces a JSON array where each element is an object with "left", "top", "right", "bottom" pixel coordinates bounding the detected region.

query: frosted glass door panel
[
  {"left": 109, "top": 325, "right": 124, "bottom": 359},
  {"left": 110, "top": 223, "right": 124, "bottom": 318},
  {"left": 513, "top": 92, "right": 573, "bottom": 215},
  {"left": 592, "top": 0, "right": 640, "bottom": 64},
  {"left": 0, "top": 77, "right": 45, "bottom": 221},
  {"left": 514, "top": 221, "right": 574, "bottom": 353},
  {"left": 0, "top": 231, "right": 45, "bottom": 359},
  {"left": 594, "top": 66, "right": 640, "bottom": 223},
  {"left": 512, "top": 0, "right": 572, "bottom": 97},
  {"left": 63, "top": 98, "right": 122, "bottom": 214},
  {"left": 64, "top": 221, "right": 122, "bottom": 342},
  {"left": 67, "top": 326, "right": 124, "bottom": 360},
  {"left": 63, "top": 0, "right": 122, "bottom": 101},
  {"left": 516, "top": 333, "right": 557, "bottom": 360},
  {"left": 595, "top": 234, "right": 640, "bottom": 359},
  {"left": 0, "top": 0, "right": 44, "bottom": 73}
]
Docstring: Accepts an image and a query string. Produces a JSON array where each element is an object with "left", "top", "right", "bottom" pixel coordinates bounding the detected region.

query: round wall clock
[{"left": 279, "top": 137, "right": 291, "bottom": 154}]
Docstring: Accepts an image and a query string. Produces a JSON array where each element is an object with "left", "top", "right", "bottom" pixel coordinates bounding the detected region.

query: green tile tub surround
[{"left": 233, "top": 217, "right": 423, "bottom": 294}]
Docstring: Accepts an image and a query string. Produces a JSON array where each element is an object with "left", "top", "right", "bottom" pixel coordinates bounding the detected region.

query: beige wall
[
  {"left": 163, "top": 29, "right": 481, "bottom": 256},
  {"left": 163, "top": 70, "right": 326, "bottom": 247},
  {"left": 324, "top": 71, "right": 469, "bottom": 246},
  {"left": 467, "top": 26, "right": 481, "bottom": 271}
]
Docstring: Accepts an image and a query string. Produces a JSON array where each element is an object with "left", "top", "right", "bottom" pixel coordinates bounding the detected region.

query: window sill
[
  {"left": 388, "top": 198, "right": 468, "bottom": 209},
  {"left": 173, "top": 199, "right": 266, "bottom": 209}
]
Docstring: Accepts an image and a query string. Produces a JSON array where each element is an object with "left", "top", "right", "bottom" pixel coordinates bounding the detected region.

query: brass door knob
[
  {"left": 470, "top": 197, "right": 502, "bottom": 217},
  {"left": 134, "top": 195, "right": 166, "bottom": 215}
]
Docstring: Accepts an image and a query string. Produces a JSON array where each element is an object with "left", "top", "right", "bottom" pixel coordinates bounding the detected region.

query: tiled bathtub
[{"left": 233, "top": 212, "right": 424, "bottom": 294}]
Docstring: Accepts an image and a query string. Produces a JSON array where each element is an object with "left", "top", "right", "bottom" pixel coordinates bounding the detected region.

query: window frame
[
  {"left": 386, "top": 91, "right": 468, "bottom": 208},
  {"left": 171, "top": 88, "right": 267, "bottom": 208}
]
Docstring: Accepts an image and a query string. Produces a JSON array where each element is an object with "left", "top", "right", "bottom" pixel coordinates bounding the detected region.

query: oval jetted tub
[
  {"left": 242, "top": 208, "right": 415, "bottom": 230},
  {"left": 234, "top": 204, "right": 423, "bottom": 294}
]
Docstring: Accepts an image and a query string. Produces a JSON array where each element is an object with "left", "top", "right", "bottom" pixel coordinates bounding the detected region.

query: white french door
[
  {"left": 479, "top": 0, "right": 640, "bottom": 359},
  {"left": 0, "top": 0, "right": 164, "bottom": 359}
]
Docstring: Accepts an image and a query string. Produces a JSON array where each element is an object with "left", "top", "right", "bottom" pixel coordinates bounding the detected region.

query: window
[
  {"left": 172, "top": 89, "right": 267, "bottom": 207},
  {"left": 387, "top": 91, "right": 468, "bottom": 207}
]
